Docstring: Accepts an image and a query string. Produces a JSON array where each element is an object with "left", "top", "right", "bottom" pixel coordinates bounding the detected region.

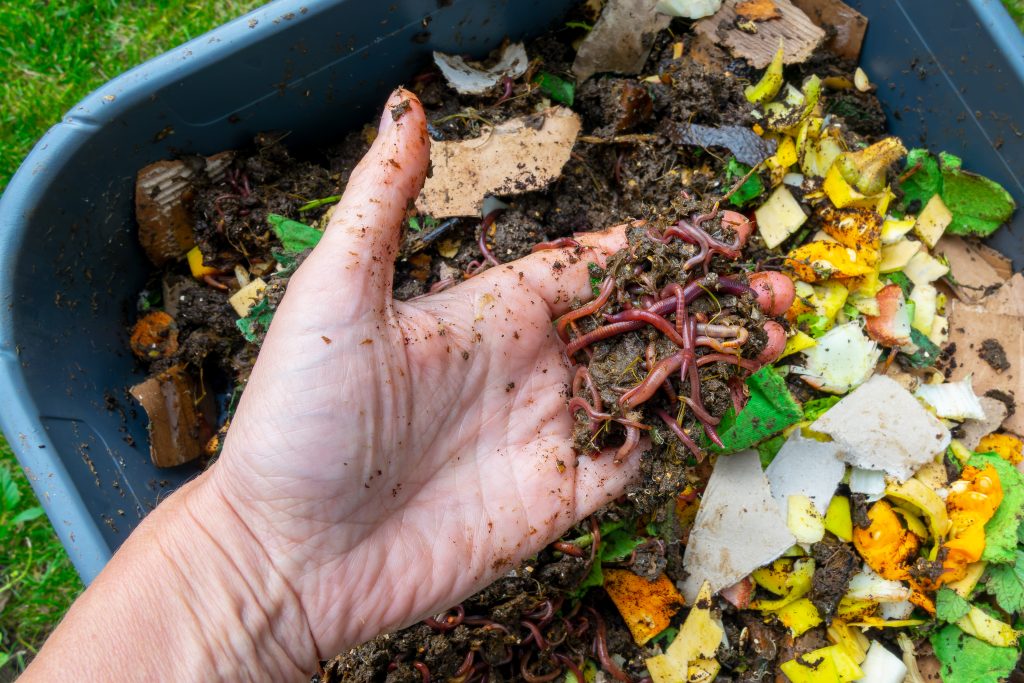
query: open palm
[{"left": 210, "top": 89, "right": 641, "bottom": 657}]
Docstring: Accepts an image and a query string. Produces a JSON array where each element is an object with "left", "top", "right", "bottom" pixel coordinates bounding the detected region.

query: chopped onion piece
[
  {"left": 849, "top": 468, "right": 886, "bottom": 501},
  {"left": 915, "top": 375, "right": 986, "bottom": 421},
  {"left": 856, "top": 641, "right": 907, "bottom": 683},
  {"left": 846, "top": 569, "right": 912, "bottom": 603}
]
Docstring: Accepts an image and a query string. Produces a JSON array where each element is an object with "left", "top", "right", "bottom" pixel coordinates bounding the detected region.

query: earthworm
[
  {"left": 424, "top": 605, "right": 464, "bottom": 631},
  {"left": 413, "top": 661, "right": 431, "bottom": 683},
  {"left": 615, "top": 425, "right": 640, "bottom": 464},
  {"left": 588, "top": 608, "right": 632, "bottom": 683},
  {"left": 556, "top": 276, "right": 616, "bottom": 343},
  {"left": 655, "top": 407, "right": 702, "bottom": 459}
]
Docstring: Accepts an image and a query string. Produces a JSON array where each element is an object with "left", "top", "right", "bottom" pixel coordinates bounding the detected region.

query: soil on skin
[{"left": 124, "top": 6, "right": 901, "bottom": 681}]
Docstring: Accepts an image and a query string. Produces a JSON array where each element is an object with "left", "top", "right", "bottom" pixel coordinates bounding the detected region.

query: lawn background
[
  {"left": 0, "top": 2, "right": 263, "bottom": 676},
  {"left": 0, "top": 0, "right": 1022, "bottom": 679}
]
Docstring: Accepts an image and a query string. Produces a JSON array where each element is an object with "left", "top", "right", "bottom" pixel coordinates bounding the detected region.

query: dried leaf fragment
[
  {"left": 416, "top": 107, "right": 582, "bottom": 218},
  {"left": 432, "top": 43, "right": 529, "bottom": 95},
  {"left": 572, "top": 0, "right": 672, "bottom": 82}
]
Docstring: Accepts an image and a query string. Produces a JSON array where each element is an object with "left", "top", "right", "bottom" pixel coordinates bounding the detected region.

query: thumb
[{"left": 301, "top": 88, "right": 430, "bottom": 319}]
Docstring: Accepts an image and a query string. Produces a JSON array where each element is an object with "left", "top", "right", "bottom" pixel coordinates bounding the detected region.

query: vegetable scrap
[{"left": 123, "top": 0, "right": 1024, "bottom": 680}]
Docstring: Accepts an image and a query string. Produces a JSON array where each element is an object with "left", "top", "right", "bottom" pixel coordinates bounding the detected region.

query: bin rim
[{"left": 0, "top": 0, "right": 327, "bottom": 584}]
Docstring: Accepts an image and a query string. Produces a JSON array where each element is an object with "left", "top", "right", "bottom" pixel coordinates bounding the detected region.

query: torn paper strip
[
  {"left": 682, "top": 450, "right": 795, "bottom": 602},
  {"left": 572, "top": 0, "right": 672, "bottom": 82},
  {"left": 809, "top": 374, "right": 951, "bottom": 481},
  {"left": 765, "top": 430, "right": 846, "bottom": 515},
  {"left": 416, "top": 107, "right": 582, "bottom": 218}
]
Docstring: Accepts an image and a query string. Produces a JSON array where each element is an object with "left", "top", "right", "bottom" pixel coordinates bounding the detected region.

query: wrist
[{"left": 156, "top": 470, "right": 320, "bottom": 680}]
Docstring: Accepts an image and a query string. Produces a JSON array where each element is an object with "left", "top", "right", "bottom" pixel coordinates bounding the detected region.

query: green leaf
[
  {"left": 601, "top": 528, "right": 645, "bottom": 562},
  {"left": 408, "top": 216, "right": 422, "bottom": 232},
  {"left": 271, "top": 248, "right": 299, "bottom": 271},
  {"left": 931, "top": 624, "right": 1018, "bottom": 683},
  {"left": 756, "top": 433, "right": 787, "bottom": 468},
  {"left": 565, "top": 20, "right": 593, "bottom": 30},
  {"left": 884, "top": 271, "right": 913, "bottom": 298},
  {"left": 942, "top": 167, "right": 1016, "bottom": 237},
  {"left": 534, "top": 72, "right": 575, "bottom": 106},
  {"left": 714, "top": 367, "right": 803, "bottom": 452},
  {"left": 802, "top": 396, "right": 841, "bottom": 422},
  {"left": 725, "top": 158, "right": 765, "bottom": 208},
  {"left": 969, "top": 452, "right": 1024, "bottom": 564},
  {"left": 936, "top": 587, "right": 972, "bottom": 622},
  {"left": 900, "top": 149, "right": 942, "bottom": 209},
  {"left": 983, "top": 550, "right": 1024, "bottom": 614},
  {"left": 236, "top": 298, "right": 275, "bottom": 344},
  {"left": 651, "top": 626, "right": 679, "bottom": 646},
  {"left": 575, "top": 560, "right": 604, "bottom": 596},
  {"left": 900, "top": 328, "right": 941, "bottom": 368},
  {"left": 298, "top": 194, "right": 341, "bottom": 212},
  {"left": 267, "top": 213, "right": 323, "bottom": 253},
  {"left": 796, "top": 312, "right": 830, "bottom": 338},
  {"left": 0, "top": 466, "right": 20, "bottom": 511},
  {"left": 11, "top": 506, "right": 45, "bottom": 525}
]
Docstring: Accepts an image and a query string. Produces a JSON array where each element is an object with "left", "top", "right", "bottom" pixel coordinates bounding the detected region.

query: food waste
[{"left": 125, "top": 0, "right": 1024, "bottom": 681}]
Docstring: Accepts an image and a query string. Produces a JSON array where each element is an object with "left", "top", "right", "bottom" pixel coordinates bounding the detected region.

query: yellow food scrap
[
  {"left": 775, "top": 136, "right": 798, "bottom": 168},
  {"left": 833, "top": 137, "right": 907, "bottom": 196},
  {"left": 648, "top": 582, "right": 723, "bottom": 683},
  {"left": 776, "top": 598, "right": 823, "bottom": 636},
  {"left": 852, "top": 500, "right": 920, "bottom": 581},
  {"left": 824, "top": 496, "right": 853, "bottom": 542},
  {"left": 827, "top": 620, "right": 870, "bottom": 664},
  {"left": 938, "top": 464, "right": 1002, "bottom": 585},
  {"left": 780, "top": 329, "right": 817, "bottom": 360},
  {"left": 187, "top": 245, "right": 219, "bottom": 278},
  {"left": 822, "top": 164, "right": 888, "bottom": 211},
  {"left": 750, "top": 558, "right": 814, "bottom": 611},
  {"left": 818, "top": 206, "right": 882, "bottom": 266},
  {"left": 780, "top": 645, "right": 864, "bottom": 683},
  {"left": 885, "top": 477, "right": 950, "bottom": 544},
  {"left": 976, "top": 433, "right": 1023, "bottom": 464},
  {"left": 604, "top": 569, "right": 684, "bottom": 646},
  {"left": 785, "top": 241, "right": 875, "bottom": 282},
  {"left": 957, "top": 605, "right": 1020, "bottom": 647}
]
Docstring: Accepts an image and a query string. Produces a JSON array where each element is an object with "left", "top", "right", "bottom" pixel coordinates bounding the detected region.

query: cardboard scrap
[
  {"left": 433, "top": 43, "right": 529, "bottom": 95},
  {"left": 934, "top": 235, "right": 1006, "bottom": 303},
  {"left": 789, "top": 0, "right": 867, "bottom": 62},
  {"left": 682, "top": 450, "right": 795, "bottom": 602},
  {"left": 693, "top": 0, "right": 825, "bottom": 68},
  {"left": 130, "top": 365, "right": 212, "bottom": 468},
  {"left": 810, "top": 374, "right": 951, "bottom": 481},
  {"left": 135, "top": 152, "right": 233, "bottom": 266},
  {"left": 959, "top": 396, "right": 1011, "bottom": 451},
  {"left": 572, "top": 0, "right": 672, "bottom": 82},
  {"left": 946, "top": 274, "right": 1024, "bottom": 436},
  {"left": 765, "top": 430, "right": 846, "bottom": 515},
  {"left": 416, "top": 107, "right": 581, "bottom": 218}
]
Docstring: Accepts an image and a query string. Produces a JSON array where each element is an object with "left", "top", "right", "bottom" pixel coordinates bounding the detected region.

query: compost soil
[{"left": 126, "top": 8, "right": 906, "bottom": 682}]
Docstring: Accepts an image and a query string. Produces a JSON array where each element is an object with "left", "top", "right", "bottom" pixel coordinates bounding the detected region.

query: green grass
[
  {"left": 1004, "top": 0, "right": 1024, "bottom": 30},
  {"left": 0, "top": 0, "right": 263, "bottom": 676}
]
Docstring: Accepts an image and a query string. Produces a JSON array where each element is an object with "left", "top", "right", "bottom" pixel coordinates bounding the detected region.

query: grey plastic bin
[{"left": 1, "top": 0, "right": 1022, "bottom": 584}]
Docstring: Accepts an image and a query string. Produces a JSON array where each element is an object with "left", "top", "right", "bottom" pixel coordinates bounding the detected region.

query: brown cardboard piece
[
  {"left": 693, "top": 0, "right": 825, "bottom": 68},
  {"left": 416, "top": 107, "right": 582, "bottom": 218},
  {"left": 572, "top": 0, "right": 671, "bottom": 82},
  {"left": 135, "top": 152, "right": 233, "bottom": 266},
  {"left": 946, "top": 274, "right": 1024, "bottom": 436},
  {"left": 789, "top": 0, "right": 867, "bottom": 61},
  {"left": 130, "top": 365, "right": 212, "bottom": 468},
  {"left": 934, "top": 235, "right": 1006, "bottom": 303}
]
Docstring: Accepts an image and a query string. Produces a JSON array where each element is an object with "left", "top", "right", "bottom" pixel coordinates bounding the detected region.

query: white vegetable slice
[
  {"left": 878, "top": 239, "right": 921, "bottom": 273},
  {"left": 432, "top": 43, "right": 529, "bottom": 95},
  {"left": 229, "top": 277, "right": 267, "bottom": 318},
  {"left": 912, "top": 194, "right": 953, "bottom": 248},
  {"left": 879, "top": 601, "right": 916, "bottom": 621},
  {"left": 787, "top": 495, "right": 826, "bottom": 544},
  {"left": 846, "top": 569, "right": 912, "bottom": 603},
  {"left": 928, "top": 314, "right": 949, "bottom": 347},
  {"left": 795, "top": 322, "right": 880, "bottom": 394},
  {"left": 755, "top": 186, "right": 808, "bottom": 249},
  {"left": 856, "top": 641, "right": 907, "bottom": 683},
  {"left": 810, "top": 374, "right": 951, "bottom": 481},
  {"left": 915, "top": 375, "right": 986, "bottom": 421},
  {"left": 880, "top": 217, "right": 916, "bottom": 245},
  {"left": 909, "top": 283, "right": 937, "bottom": 334},
  {"left": 903, "top": 250, "right": 950, "bottom": 285},
  {"left": 655, "top": 0, "right": 722, "bottom": 18},
  {"left": 848, "top": 468, "right": 886, "bottom": 501}
]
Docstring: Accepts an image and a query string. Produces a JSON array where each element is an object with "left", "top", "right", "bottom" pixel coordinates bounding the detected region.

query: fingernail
[{"left": 377, "top": 88, "right": 407, "bottom": 136}]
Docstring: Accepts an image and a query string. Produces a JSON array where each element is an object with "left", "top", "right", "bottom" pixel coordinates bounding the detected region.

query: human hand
[{"left": 203, "top": 89, "right": 642, "bottom": 665}]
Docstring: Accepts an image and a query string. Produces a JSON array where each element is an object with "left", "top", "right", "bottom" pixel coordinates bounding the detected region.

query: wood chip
[
  {"left": 416, "top": 107, "right": 581, "bottom": 218},
  {"left": 130, "top": 365, "right": 211, "bottom": 468},
  {"left": 934, "top": 235, "right": 1006, "bottom": 303},
  {"left": 693, "top": 0, "right": 825, "bottom": 68},
  {"left": 572, "top": 0, "right": 671, "bottom": 82},
  {"left": 789, "top": 0, "right": 867, "bottom": 61},
  {"left": 736, "top": 0, "right": 782, "bottom": 21},
  {"left": 135, "top": 152, "right": 233, "bottom": 266},
  {"left": 946, "top": 274, "right": 1024, "bottom": 436}
]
